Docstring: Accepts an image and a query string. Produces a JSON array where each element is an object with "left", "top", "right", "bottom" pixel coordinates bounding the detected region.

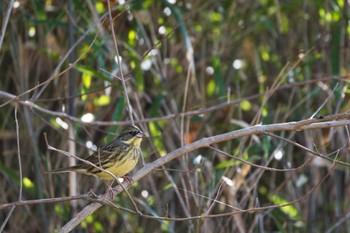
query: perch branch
[{"left": 59, "top": 114, "right": 350, "bottom": 232}]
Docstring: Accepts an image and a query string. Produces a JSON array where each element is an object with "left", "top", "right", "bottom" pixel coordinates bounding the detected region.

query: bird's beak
[{"left": 136, "top": 131, "right": 144, "bottom": 138}]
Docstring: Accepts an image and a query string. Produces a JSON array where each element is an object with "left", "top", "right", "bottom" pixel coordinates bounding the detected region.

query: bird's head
[{"left": 118, "top": 125, "right": 144, "bottom": 146}]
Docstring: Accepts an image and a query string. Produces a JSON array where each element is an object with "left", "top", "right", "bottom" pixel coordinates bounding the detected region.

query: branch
[
  {"left": 0, "top": 0, "right": 14, "bottom": 52},
  {"left": 59, "top": 113, "right": 350, "bottom": 232},
  {"left": 2, "top": 88, "right": 350, "bottom": 127},
  {"left": 45, "top": 135, "right": 141, "bottom": 213},
  {"left": 0, "top": 194, "right": 96, "bottom": 210},
  {"left": 0, "top": 7, "right": 125, "bottom": 107},
  {"left": 0, "top": 89, "right": 259, "bottom": 126},
  {"left": 0, "top": 104, "right": 22, "bottom": 231},
  {"left": 106, "top": 0, "right": 135, "bottom": 125}
]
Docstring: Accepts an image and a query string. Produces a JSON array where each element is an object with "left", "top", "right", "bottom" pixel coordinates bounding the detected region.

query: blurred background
[{"left": 1, "top": 0, "right": 350, "bottom": 232}]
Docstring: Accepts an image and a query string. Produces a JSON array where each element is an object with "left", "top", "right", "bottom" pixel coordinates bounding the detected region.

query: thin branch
[
  {"left": 266, "top": 132, "right": 350, "bottom": 167},
  {"left": 61, "top": 151, "right": 339, "bottom": 224},
  {"left": 205, "top": 182, "right": 227, "bottom": 215},
  {"left": 106, "top": 0, "right": 134, "bottom": 125},
  {"left": 0, "top": 0, "right": 14, "bottom": 52},
  {"left": 44, "top": 134, "right": 141, "bottom": 214},
  {"left": 99, "top": 68, "right": 131, "bottom": 81},
  {"left": 0, "top": 104, "right": 22, "bottom": 232},
  {"left": 180, "top": 58, "right": 194, "bottom": 146},
  {"left": 0, "top": 142, "right": 342, "bottom": 229},
  {"left": 208, "top": 146, "right": 313, "bottom": 172},
  {"left": 58, "top": 115, "right": 350, "bottom": 231},
  {"left": 15, "top": 105, "right": 23, "bottom": 197},
  {"left": 163, "top": 168, "right": 191, "bottom": 218},
  {"left": 0, "top": 194, "right": 97, "bottom": 210},
  {"left": 326, "top": 211, "right": 350, "bottom": 233},
  {"left": 0, "top": 90, "right": 260, "bottom": 126},
  {"left": 1, "top": 157, "right": 336, "bottom": 220},
  {"left": 0, "top": 7, "right": 126, "bottom": 107},
  {"left": 3, "top": 88, "right": 350, "bottom": 128},
  {"left": 309, "top": 83, "right": 338, "bottom": 119},
  {"left": 67, "top": 0, "right": 78, "bottom": 207}
]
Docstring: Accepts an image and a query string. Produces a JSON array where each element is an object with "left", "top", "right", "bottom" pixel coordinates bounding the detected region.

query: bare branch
[
  {"left": 0, "top": 104, "right": 22, "bottom": 232},
  {"left": 0, "top": 0, "right": 14, "bottom": 52},
  {"left": 58, "top": 150, "right": 339, "bottom": 228},
  {"left": 0, "top": 194, "right": 96, "bottom": 210},
  {"left": 3, "top": 88, "right": 350, "bottom": 128},
  {"left": 208, "top": 145, "right": 313, "bottom": 172},
  {"left": 44, "top": 134, "right": 141, "bottom": 213},
  {"left": 106, "top": 0, "right": 134, "bottom": 125},
  {"left": 309, "top": 83, "right": 338, "bottom": 119},
  {"left": 58, "top": 115, "right": 350, "bottom": 231}
]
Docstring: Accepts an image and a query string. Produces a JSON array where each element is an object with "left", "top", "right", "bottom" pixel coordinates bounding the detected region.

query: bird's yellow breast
[
  {"left": 124, "top": 137, "right": 142, "bottom": 148},
  {"left": 96, "top": 148, "right": 140, "bottom": 180}
]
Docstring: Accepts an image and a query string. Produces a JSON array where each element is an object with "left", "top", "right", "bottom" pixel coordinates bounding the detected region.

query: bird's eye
[{"left": 129, "top": 130, "right": 136, "bottom": 136}]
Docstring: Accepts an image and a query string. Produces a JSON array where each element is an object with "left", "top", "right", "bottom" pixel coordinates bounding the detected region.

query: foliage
[{"left": 0, "top": 0, "right": 350, "bottom": 232}]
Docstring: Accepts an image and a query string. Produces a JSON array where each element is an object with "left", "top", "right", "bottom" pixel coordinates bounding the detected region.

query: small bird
[{"left": 49, "top": 125, "right": 144, "bottom": 181}]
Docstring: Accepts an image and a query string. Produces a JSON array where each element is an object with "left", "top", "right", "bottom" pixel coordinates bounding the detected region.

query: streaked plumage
[{"left": 49, "top": 125, "right": 144, "bottom": 180}]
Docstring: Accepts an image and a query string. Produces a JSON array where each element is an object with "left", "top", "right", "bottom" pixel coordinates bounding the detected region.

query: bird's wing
[{"left": 79, "top": 140, "right": 128, "bottom": 169}]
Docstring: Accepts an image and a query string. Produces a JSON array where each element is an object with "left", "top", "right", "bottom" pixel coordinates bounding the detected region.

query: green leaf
[
  {"left": 206, "top": 79, "right": 216, "bottom": 97},
  {"left": 240, "top": 100, "right": 252, "bottom": 111},
  {"left": 95, "top": 1, "right": 105, "bottom": 14},
  {"left": 149, "top": 121, "right": 167, "bottom": 156},
  {"left": 106, "top": 96, "right": 125, "bottom": 142},
  {"left": 74, "top": 64, "right": 112, "bottom": 83},
  {"left": 212, "top": 57, "right": 224, "bottom": 96},
  {"left": 23, "top": 177, "right": 34, "bottom": 189},
  {"left": 82, "top": 73, "right": 91, "bottom": 88},
  {"left": 215, "top": 159, "right": 238, "bottom": 170},
  {"left": 113, "top": 96, "right": 125, "bottom": 122},
  {"left": 93, "top": 95, "right": 110, "bottom": 106}
]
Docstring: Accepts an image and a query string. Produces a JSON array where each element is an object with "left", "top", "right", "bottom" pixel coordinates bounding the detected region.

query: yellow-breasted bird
[{"left": 49, "top": 125, "right": 144, "bottom": 180}]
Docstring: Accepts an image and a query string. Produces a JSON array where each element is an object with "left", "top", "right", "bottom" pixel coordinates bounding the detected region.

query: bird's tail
[{"left": 44, "top": 166, "right": 76, "bottom": 174}]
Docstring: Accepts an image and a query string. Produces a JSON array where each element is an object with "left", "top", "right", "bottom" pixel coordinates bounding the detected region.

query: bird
[{"left": 48, "top": 125, "right": 144, "bottom": 181}]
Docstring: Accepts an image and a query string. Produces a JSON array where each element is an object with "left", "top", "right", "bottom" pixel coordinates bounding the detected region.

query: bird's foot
[{"left": 122, "top": 176, "right": 134, "bottom": 185}]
